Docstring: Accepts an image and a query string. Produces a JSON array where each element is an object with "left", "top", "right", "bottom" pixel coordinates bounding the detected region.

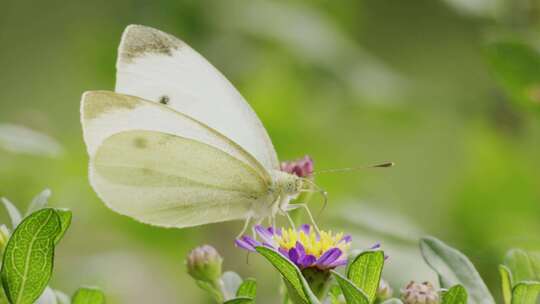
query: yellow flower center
[{"left": 274, "top": 228, "right": 350, "bottom": 259}]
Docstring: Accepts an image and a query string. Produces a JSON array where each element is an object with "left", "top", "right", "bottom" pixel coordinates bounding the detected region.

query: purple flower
[
  {"left": 280, "top": 156, "right": 314, "bottom": 178},
  {"left": 235, "top": 224, "right": 352, "bottom": 271}
]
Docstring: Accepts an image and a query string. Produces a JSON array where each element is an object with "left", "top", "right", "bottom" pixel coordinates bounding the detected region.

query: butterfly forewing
[{"left": 115, "top": 25, "right": 279, "bottom": 171}]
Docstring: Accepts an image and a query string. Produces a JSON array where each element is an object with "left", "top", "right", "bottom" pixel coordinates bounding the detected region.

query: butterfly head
[{"left": 271, "top": 170, "right": 303, "bottom": 196}]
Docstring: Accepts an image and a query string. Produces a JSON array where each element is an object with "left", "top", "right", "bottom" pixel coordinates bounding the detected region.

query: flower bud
[
  {"left": 186, "top": 245, "right": 223, "bottom": 283},
  {"left": 280, "top": 156, "right": 314, "bottom": 178},
  {"left": 377, "top": 278, "right": 393, "bottom": 300},
  {"left": 401, "top": 281, "right": 439, "bottom": 304}
]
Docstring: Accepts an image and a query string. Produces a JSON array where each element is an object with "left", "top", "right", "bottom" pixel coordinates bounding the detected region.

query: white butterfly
[{"left": 81, "top": 25, "right": 320, "bottom": 232}]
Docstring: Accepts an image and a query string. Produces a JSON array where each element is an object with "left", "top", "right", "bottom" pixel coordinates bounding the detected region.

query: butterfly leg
[
  {"left": 279, "top": 208, "right": 296, "bottom": 230},
  {"left": 236, "top": 215, "right": 252, "bottom": 239},
  {"left": 285, "top": 203, "right": 320, "bottom": 234}
]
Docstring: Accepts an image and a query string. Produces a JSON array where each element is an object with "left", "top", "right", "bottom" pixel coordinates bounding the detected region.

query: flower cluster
[
  {"left": 280, "top": 155, "right": 314, "bottom": 178},
  {"left": 236, "top": 224, "right": 351, "bottom": 270}
]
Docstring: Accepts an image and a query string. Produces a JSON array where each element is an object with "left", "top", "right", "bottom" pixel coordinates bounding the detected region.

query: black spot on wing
[{"left": 159, "top": 95, "right": 170, "bottom": 105}]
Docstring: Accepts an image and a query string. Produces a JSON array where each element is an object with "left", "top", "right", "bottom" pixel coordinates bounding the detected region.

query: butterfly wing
[
  {"left": 91, "top": 130, "right": 270, "bottom": 227},
  {"left": 115, "top": 24, "right": 279, "bottom": 171},
  {"left": 81, "top": 91, "right": 273, "bottom": 227}
]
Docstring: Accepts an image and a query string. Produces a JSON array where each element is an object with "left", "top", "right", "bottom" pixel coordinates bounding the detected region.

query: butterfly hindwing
[{"left": 90, "top": 130, "right": 271, "bottom": 228}]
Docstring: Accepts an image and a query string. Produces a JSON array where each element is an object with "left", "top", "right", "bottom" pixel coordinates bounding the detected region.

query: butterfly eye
[{"left": 159, "top": 95, "right": 170, "bottom": 105}]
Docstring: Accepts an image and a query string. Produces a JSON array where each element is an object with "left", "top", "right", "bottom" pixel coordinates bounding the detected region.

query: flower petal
[
  {"left": 235, "top": 238, "right": 256, "bottom": 252},
  {"left": 255, "top": 225, "right": 275, "bottom": 244},
  {"left": 289, "top": 247, "right": 300, "bottom": 264},
  {"left": 316, "top": 248, "right": 342, "bottom": 268},
  {"left": 300, "top": 254, "right": 317, "bottom": 268}
]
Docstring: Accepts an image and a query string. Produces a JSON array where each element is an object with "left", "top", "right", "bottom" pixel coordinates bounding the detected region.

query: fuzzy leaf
[
  {"left": 236, "top": 278, "right": 256, "bottom": 298},
  {"left": 0, "top": 209, "right": 63, "bottom": 304},
  {"left": 72, "top": 287, "right": 105, "bottom": 304},
  {"left": 442, "top": 285, "right": 468, "bottom": 304},
  {"left": 331, "top": 271, "right": 369, "bottom": 304},
  {"left": 499, "top": 265, "right": 513, "bottom": 304},
  {"left": 485, "top": 41, "right": 540, "bottom": 112},
  {"left": 381, "top": 299, "right": 403, "bottom": 304},
  {"left": 511, "top": 281, "right": 540, "bottom": 304},
  {"left": 505, "top": 249, "right": 537, "bottom": 283},
  {"left": 255, "top": 246, "right": 319, "bottom": 304},
  {"left": 1, "top": 197, "right": 22, "bottom": 229},
  {"left": 346, "top": 250, "right": 384, "bottom": 302},
  {"left": 419, "top": 237, "right": 494, "bottom": 304},
  {"left": 26, "top": 189, "right": 52, "bottom": 216}
]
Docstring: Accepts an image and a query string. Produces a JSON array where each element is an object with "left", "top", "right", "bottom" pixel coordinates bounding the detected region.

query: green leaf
[
  {"left": 0, "top": 208, "right": 63, "bottom": 304},
  {"left": 72, "top": 287, "right": 105, "bottom": 304},
  {"left": 381, "top": 299, "right": 403, "bottom": 304},
  {"left": 331, "top": 271, "right": 369, "bottom": 304},
  {"left": 223, "top": 297, "right": 253, "bottom": 304},
  {"left": 505, "top": 249, "right": 537, "bottom": 283},
  {"left": 255, "top": 246, "right": 319, "bottom": 304},
  {"left": 346, "top": 250, "right": 384, "bottom": 302},
  {"left": 52, "top": 209, "right": 72, "bottom": 244},
  {"left": 485, "top": 41, "right": 540, "bottom": 111},
  {"left": 236, "top": 278, "right": 257, "bottom": 298},
  {"left": 511, "top": 281, "right": 540, "bottom": 304},
  {"left": 499, "top": 265, "right": 513, "bottom": 304},
  {"left": 26, "top": 189, "right": 51, "bottom": 216},
  {"left": 1, "top": 197, "right": 22, "bottom": 229},
  {"left": 419, "top": 236, "right": 495, "bottom": 304},
  {"left": 442, "top": 285, "right": 468, "bottom": 304}
]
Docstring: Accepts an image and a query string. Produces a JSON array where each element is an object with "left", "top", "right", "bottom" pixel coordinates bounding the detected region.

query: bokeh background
[{"left": 1, "top": 0, "right": 540, "bottom": 303}]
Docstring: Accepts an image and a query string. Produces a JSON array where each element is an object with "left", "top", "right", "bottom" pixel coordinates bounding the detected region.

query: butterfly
[{"left": 80, "top": 25, "right": 324, "bottom": 234}]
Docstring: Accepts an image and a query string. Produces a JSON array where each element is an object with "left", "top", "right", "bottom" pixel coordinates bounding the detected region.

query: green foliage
[
  {"left": 236, "top": 278, "right": 256, "bottom": 298},
  {"left": 331, "top": 271, "right": 368, "bottom": 304},
  {"left": 255, "top": 246, "right": 319, "bottom": 304},
  {"left": 346, "top": 250, "right": 384, "bottom": 303},
  {"left": 441, "top": 285, "right": 467, "bottom": 304},
  {"left": 222, "top": 278, "right": 258, "bottom": 304},
  {"left": 504, "top": 249, "right": 539, "bottom": 283},
  {"left": 511, "top": 282, "right": 540, "bottom": 304},
  {"left": 419, "top": 236, "right": 494, "bottom": 304},
  {"left": 485, "top": 41, "right": 540, "bottom": 112},
  {"left": 72, "top": 287, "right": 105, "bottom": 304},
  {"left": 0, "top": 208, "right": 69, "bottom": 304},
  {"left": 223, "top": 298, "right": 253, "bottom": 304},
  {"left": 498, "top": 249, "right": 540, "bottom": 304},
  {"left": 499, "top": 265, "right": 513, "bottom": 304}
]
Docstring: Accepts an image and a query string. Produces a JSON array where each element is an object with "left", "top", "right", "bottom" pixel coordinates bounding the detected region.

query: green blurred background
[{"left": 1, "top": 0, "right": 540, "bottom": 303}]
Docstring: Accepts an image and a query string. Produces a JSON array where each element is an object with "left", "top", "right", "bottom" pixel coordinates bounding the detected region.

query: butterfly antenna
[{"left": 312, "top": 161, "right": 394, "bottom": 175}]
